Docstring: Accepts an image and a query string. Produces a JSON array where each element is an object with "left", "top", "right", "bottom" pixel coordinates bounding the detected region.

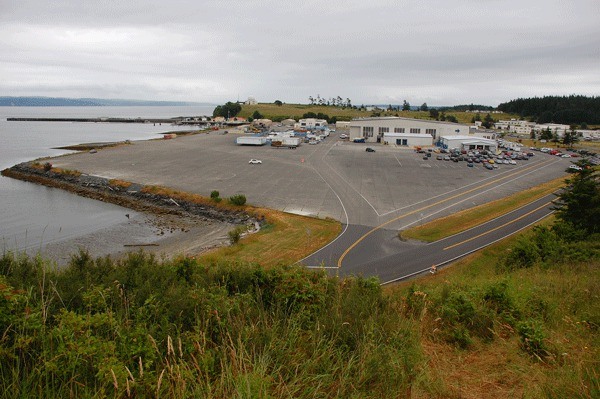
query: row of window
[{"left": 362, "top": 127, "right": 438, "bottom": 136}]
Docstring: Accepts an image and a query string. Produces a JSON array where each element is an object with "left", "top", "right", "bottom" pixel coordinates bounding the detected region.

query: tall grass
[
  {"left": 389, "top": 225, "right": 600, "bottom": 398},
  {"left": 0, "top": 250, "right": 421, "bottom": 398}
]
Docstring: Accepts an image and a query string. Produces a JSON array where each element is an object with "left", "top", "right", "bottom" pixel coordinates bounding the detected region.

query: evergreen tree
[
  {"left": 213, "top": 102, "right": 241, "bottom": 118},
  {"left": 554, "top": 163, "right": 600, "bottom": 235}
]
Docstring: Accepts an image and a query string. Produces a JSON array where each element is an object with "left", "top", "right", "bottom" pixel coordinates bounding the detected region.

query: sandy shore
[{"left": 32, "top": 212, "right": 234, "bottom": 266}]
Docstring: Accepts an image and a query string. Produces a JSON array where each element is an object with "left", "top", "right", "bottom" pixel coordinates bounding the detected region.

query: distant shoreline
[{"left": 0, "top": 96, "right": 214, "bottom": 107}]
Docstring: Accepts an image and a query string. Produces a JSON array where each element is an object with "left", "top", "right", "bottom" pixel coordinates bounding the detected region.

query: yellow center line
[
  {"left": 336, "top": 158, "right": 555, "bottom": 268},
  {"left": 442, "top": 201, "right": 552, "bottom": 251}
]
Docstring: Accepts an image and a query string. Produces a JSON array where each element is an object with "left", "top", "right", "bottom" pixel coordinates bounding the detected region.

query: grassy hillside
[
  {"left": 238, "top": 103, "right": 517, "bottom": 125},
  {"left": 388, "top": 225, "right": 599, "bottom": 398},
  {"left": 1, "top": 172, "right": 597, "bottom": 397},
  {"left": 1, "top": 224, "right": 597, "bottom": 398}
]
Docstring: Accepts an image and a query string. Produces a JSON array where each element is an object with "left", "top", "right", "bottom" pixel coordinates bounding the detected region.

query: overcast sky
[{"left": 1, "top": 0, "right": 598, "bottom": 106}]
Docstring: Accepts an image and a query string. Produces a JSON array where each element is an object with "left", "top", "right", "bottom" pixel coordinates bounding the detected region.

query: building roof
[{"left": 350, "top": 116, "right": 469, "bottom": 128}]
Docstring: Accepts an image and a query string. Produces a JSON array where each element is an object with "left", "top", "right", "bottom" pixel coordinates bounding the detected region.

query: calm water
[{"left": 0, "top": 105, "right": 214, "bottom": 253}]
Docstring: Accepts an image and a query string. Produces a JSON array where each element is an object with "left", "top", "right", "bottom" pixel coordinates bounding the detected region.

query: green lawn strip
[
  {"left": 401, "top": 177, "right": 565, "bottom": 242},
  {"left": 198, "top": 210, "right": 341, "bottom": 268}
]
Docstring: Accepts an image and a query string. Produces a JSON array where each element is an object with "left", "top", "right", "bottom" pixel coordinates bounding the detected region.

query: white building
[
  {"left": 440, "top": 136, "right": 498, "bottom": 153},
  {"left": 383, "top": 133, "right": 433, "bottom": 147},
  {"left": 469, "top": 129, "right": 498, "bottom": 140},
  {"left": 494, "top": 119, "right": 536, "bottom": 135},
  {"left": 533, "top": 123, "right": 571, "bottom": 138},
  {"left": 245, "top": 96, "right": 257, "bottom": 105},
  {"left": 349, "top": 117, "right": 470, "bottom": 145},
  {"left": 294, "top": 118, "right": 328, "bottom": 130},
  {"left": 335, "top": 121, "right": 351, "bottom": 130}
]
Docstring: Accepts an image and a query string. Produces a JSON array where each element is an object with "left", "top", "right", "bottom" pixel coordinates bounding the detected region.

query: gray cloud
[{"left": 1, "top": 0, "right": 598, "bottom": 106}]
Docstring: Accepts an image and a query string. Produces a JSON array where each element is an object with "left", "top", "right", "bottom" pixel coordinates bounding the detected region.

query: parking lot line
[{"left": 336, "top": 158, "right": 557, "bottom": 268}]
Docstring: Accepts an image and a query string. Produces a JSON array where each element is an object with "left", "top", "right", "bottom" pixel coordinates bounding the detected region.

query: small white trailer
[
  {"left": 282, "top": 137, "right": 301, "bottom": 148},
  {"left": 236, "top": 136, "right": 268, "bottom": 146}
]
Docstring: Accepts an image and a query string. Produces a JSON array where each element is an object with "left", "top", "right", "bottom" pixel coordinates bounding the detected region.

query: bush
[
  {"left": 210, "top": 190, "right": 221, "bottom": 203},
  {"left": 498, "top": 236, "right": 540, "bottom": 271},
  {"left": 228, "top": 226, "right": 245, "bottom": 244},
  {"left": 228, "top": 194, "right": 247, "bottom": 206},
  {"left": 517, "top": 319, "right": 550, "bottom": 360},
  {"left": 43, "top": 162, "right": 52, "bottom": 172}
]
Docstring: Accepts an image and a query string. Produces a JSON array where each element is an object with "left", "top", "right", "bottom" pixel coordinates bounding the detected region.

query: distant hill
[{"left": 0, "top": 96, "right": 212, "bottom": 107}]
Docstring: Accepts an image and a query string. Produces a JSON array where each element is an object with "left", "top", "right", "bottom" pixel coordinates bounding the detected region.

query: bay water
[{"left": 0, "top": 105, "right": 214, "bottom": 254}]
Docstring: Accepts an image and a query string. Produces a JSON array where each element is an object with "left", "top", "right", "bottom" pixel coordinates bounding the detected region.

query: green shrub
[
  {"left": 228, "top": 226, "right": 245, "bottom": 244},
  {"left": 0, "top": 252, "right": 424, "bottom": 398},
  {"left": 498, "top": 236, "right": 540, "bottom": 271},
  {"left": 210, "top": 190, "right": 221, "bottom": 202},
  {"left": 404, "top": 284, "right": 428, "bottom": 319},
  {"left": 448, "top": 325, "right": 473, "bottom": 349},
  {"left": 228, "top": 194, "right": 247, "bottom": 206},
  {"left": 517, "top": 319, "right": 550, "bottom": 359},
  {"left": 483, "top": 280, "right": 520, "bottom": 324},
  {"left": 434, "top": 287, "right": 496, "bottom": 346}
]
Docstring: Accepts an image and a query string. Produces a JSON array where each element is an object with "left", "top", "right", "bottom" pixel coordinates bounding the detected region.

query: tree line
[{"left": 497, "top": 95, "right": 600, "bottom": 125}]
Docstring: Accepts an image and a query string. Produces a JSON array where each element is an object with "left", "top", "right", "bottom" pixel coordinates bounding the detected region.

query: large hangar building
[{"left": 349, "top": 117, "right": 470, "bottom": 147}]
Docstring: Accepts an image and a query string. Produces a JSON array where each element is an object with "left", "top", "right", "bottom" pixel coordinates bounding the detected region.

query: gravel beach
[{"left": 25, "top": 211, "right": 235, "bottom": 266}]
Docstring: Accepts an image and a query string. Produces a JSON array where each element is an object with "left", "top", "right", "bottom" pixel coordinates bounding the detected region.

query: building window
[
  {"left": 394, "top": 127, "right": 405, "bottom": 133},
  {"left": 410, "top": 128, "right": 421, "bottom": 134},
  {"left": 426, "top": 129, "right": 436, "bottom": 135},
  {"left": 363, "top": 126, "right": 374, "bottom": 137},
  {"left": 396, "top": 139, "right": 408, "bottom": 146},
  {"left": 378, "top": 127, "right": 389, "bottom": 135}
]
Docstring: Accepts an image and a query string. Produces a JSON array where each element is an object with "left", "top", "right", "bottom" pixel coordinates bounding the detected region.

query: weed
[
  {"left": 228, "top": 194, "right": 247, "bottom": 206},
  {"left": 228, "top": 226, "right": 246, "bottom": 244},
  {"left": 517, "top": 319, "right": 550, "bottom": 360}
]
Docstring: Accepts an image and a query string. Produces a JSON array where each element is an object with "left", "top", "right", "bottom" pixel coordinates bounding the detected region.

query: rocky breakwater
[{"left": 2, "top": 162, "right": 260, "bottom": 230}]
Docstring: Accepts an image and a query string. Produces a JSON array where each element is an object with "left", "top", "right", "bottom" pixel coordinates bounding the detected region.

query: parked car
[
  {"left": 249, "top": 159, "right": 262, "bottom": 164},
  {"left": 568, "top": 165, "right": 583, "bottom": 172},
  {"left": 365, "top": 147, "right": 375, "bottom": 152},
  {"left": 339, "top": 134, "right": 348, "bottom": 139}
]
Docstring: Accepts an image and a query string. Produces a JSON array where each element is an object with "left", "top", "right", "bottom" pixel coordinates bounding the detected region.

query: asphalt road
[
  {"left": 304, "top": 193, "right": 556, "bottom": 284},
  {"left": 51, "top": 129, "right": 572, "bottom": 282}
]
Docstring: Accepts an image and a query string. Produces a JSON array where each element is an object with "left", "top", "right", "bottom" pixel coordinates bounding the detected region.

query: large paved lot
[{"left": 53, "top": 130, "right": 571, "bottom": 230}]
